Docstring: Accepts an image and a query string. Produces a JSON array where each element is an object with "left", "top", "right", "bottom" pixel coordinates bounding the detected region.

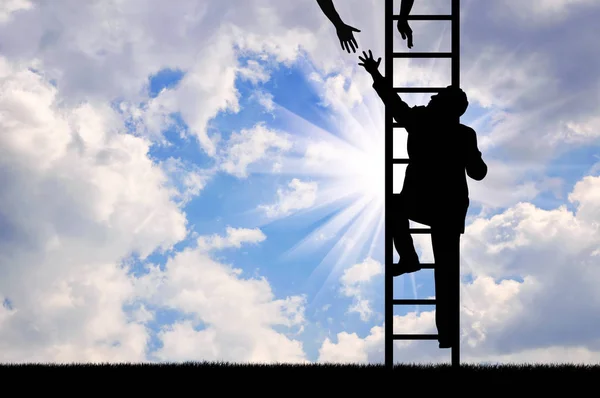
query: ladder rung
[
  {"left": 387, "top": 263, "right": 435, "bottom": 271},
  {"left": 393, "top": 158, "right": 409, "bottom": 164},
  {"left": 393, "top": 334, "right": 439, "bottom": 340},
  {"left": 393, "top": 52, "right": 452, "bottom": 58},
  {"left": 409, "top": 228, "right": 431, "bottom": 233},
  {"left": 392, "top": 15, "right": 452, "bottom": 21},
  {"left": 393, "top": 299, "right": 436, "bottom": 305},
  {"left": 394, "top": 87, "right": 445, "bottom": 93}
]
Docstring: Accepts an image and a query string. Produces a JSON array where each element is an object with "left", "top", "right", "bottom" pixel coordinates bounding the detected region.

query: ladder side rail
[
  {"left": 450, "top": 0, "right": 461, "bottom": 369},
  {"left": 384, "top": 0, "right": 394, "bottom": 371}
]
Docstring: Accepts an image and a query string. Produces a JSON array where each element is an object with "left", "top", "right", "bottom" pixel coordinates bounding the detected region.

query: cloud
[
  {"left": 0, "top": 0, "right": 32, "bottom": 24},
  {"left": 159, "top": 157, "right": 213, "bottom": 206},
  {"left": 135, "top": 245, "right": 308, "bottom": 364},
  {"left": 309, "top": 72, "right": 364, "bottom": 110},
  {"left": 249, "top": 90, "right": 275, "bottom": 113},
  {"left": 238, "top": 59, "right": 271, "bottom": 85},
  {"left": 340, "top": 258, "right": 383, "bottom": 295},
  {"left": 196, "top": 227, "right": 267, "bottom": 252},
  {"left": 339, "top": 258, "right": 383, "bottom": 322},
  {"left": 219, "top": 123, "right": 292, "bottom": 178},
  {"left": 259, "top": 178, "right": 318, "bottom": 218},
  {"left": 136, "top": 30, "right": 242, "bottom": 157},
  {"left": 488, "top": 0, "right": 598, "bottom": 26}
]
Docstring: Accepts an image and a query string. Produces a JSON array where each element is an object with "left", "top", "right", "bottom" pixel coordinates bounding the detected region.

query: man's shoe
[
  {"left": 438, "top": 337, "right": 452, "bottom": 349},
  {"left": 392, "top": 257, "right": 421, "bottom": 277},
  {"left": 438, "top": 340, "right": 452, "bottom": 348}
]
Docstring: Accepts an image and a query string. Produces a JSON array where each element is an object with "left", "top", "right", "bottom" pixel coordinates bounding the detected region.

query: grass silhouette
[
  {"left": 3, "top": 362, "right": 598, "bottom": 372},
  {"left": 4, "top": 362, "right": 597, "bottom": 388}
]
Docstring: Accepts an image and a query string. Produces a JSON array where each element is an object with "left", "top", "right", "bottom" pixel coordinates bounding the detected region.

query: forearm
[
  {"left": 371, "top": 69, "right": 385, "bottom": 84},
  {"left": 400, "top": 0, "right": 415, "bottom": 16},
  {"left": 370, "top": 71, "right": 411, "bottom": 123},
  {"left": 370, "top": 70, "right": 388, "bottom": 104},
  {"left": 317, "top": 0, "right": 344, "bottom": 27}
]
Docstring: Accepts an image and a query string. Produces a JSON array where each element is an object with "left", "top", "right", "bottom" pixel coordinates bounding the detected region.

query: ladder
[{"left": 384, "top": 0, "right": 461, "bottom": 369}]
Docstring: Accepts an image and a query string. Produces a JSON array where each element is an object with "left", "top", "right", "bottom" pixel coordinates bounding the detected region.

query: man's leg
[
  {"left": 392, "top": 204, "right": 421, "bottom": 277},
  {"left": 431, "top": 228, "right": 460, "bottom": 348}
]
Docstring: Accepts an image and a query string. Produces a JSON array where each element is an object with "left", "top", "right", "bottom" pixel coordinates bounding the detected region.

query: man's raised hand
[{"left": 358, "top": 50, "right": 381, "bottom": 74}]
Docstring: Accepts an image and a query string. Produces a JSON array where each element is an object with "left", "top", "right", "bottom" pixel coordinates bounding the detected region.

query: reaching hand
[
  {"left": 358, "top": 50, "right": 381, "bottom": 74},
  {"left": 335, "top": 23, "right": 360, "bottom": 53},
  {"left": 397, "top": 18, "right": 413, "bottom": 49}
]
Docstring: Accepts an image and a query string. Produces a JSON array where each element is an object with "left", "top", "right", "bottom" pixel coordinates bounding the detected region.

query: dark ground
[{"left": 3, "top": 362, "right": 598, "bottom": 395}]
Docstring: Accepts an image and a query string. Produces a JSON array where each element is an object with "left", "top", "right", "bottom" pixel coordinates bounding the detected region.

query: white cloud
[
  {"left": 563, "top": 115, "right": 600, "bottom": 144},
  {"left": 490, "top": 0, "right": 598, "bottom": 26},
  {"left": 238, "top": 59, "right": 270, "bottom": 85},
  {"left": 0, "top": 0, "right": 32, "bottom": 24},
  {"left": 339, "top": 258, "right": 383, "bottom": 322},
  {"left": 310, "top": 72, "right": 364, "bottom": 110},
  {"left": 197, "top": 227, "right": 267, "bottom": 252},
  {"left": 250, "top": 90, "right": 275, "bottom": 113},
  {"left": 340, "top": 258, "right": 383, "bottom": 293},
  {"left": 219, "top": 123, "right": 292, "bottom": 178},
  {"left": 259, "top": 178, "right": 318, "bottom": 218},
  {"left": 466, "top": 160, "right": 542, "bottom": 210},
  {"left": 159, "top": 157, "right": 212, "bottom": 206},
  {"left": 138, "top": 30, "right": 241, "bottom": 157},
  {"left": 135, "top": 246, "right": 308, "bottom": 364}
]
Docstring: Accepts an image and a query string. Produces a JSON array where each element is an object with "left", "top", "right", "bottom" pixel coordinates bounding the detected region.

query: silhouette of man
[
  {"left": 358, "top": 50, "right": 487, "bottom": 348},
  {"left": 316, "top": 0, "right": 415, "bottom": 53}
]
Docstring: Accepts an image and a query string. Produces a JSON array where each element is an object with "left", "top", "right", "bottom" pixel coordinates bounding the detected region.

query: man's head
[{"left": 427, "top": 85, "right": 469, "bottom": 118}]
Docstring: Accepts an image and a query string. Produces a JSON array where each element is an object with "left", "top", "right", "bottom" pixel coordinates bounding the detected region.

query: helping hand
[
  {"left": 397, "top": 18, "right": 413, "bottom": 49},
  {"left": 358, "top": 50, "right": 381, "bottom": 74},
  {"left": 335, "top": 23, "right": 360, "bottom": 53}
]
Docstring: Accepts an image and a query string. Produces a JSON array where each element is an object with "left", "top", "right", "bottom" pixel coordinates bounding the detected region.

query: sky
[{"left": 0, "top": 0, "right": 599, "bottom": 364}]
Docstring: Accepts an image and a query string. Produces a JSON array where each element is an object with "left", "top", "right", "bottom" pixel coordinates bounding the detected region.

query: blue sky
[{"left": 0, "top": 0, "right": 599, "bottom": 365}]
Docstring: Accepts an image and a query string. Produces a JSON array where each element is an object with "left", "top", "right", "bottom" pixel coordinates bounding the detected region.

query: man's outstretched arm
[
  {"left": 358, "top": 50, "right": 412, "bottom": 125},
  {"left": 316, "top": 0, "right": 361, "bottom": 53},
  {"left": 371, "top": 71, "right": 412, "bottom": 125},
  {"left": 465, "top": 127, "right": 487, "bottom": 181}
]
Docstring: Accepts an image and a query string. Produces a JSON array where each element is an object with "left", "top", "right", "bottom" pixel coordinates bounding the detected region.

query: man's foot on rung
[
  {"left": 438, "top": 340, "right": 452, "bottom": 349},
  {"left": 392, "top": 258, "right": 421, "bottom": 277}
]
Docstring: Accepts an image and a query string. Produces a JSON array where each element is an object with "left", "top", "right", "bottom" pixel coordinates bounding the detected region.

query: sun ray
[
  {"left": 282, "top": 194, "right": 374, "bottom": 260},
  {"left": 303, "top": 197, "right": 384, "bottom": 306},
  {"left": 367, "top": 205, "right": 386, "bottom": 259}
]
